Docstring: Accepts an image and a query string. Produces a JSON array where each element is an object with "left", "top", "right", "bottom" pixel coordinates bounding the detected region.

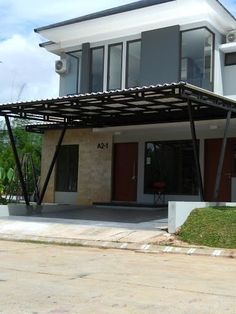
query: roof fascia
[{"left": 34, "top": 0, "right": 174, "bottom": 33}]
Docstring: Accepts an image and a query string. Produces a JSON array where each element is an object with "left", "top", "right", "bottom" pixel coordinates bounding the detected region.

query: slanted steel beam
[
  {"left": 187, "top": 100, "right": 204, "bottom": 201},
  {"left": 5, "top": 116, "right": 30, "bottom": 205},
  {"left": 213, "top": 110, "right": 232, "bottom": 201},
  {"left": 38, "top": 123, "right": 67, "bottom": 205}
]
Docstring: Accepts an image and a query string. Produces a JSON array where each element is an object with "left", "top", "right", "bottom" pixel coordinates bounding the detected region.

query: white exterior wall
[
  {"left": 38, "top": 0, "right": 236, "bottom": 100},
  {"left": 40, "top": 0, "right": 236, "bottom": 53},
  {"left": 36, "top": 0, "right": 236, "bottom": 205},
  {"left": 214, "top": 29, "right": 224, "bottom": 95},
  {"left": 95, "top": 118, "right": 236, "bottom": 204}
]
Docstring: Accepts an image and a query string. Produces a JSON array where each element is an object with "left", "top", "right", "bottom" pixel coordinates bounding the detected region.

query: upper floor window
[
  {"left": 107, "top": 43, "right": 123, "bottom": 90},
  {"left": 89, "top": 38, "right": 141, "bottom": 92},
  {"left": 225, "top": 52, "right": 236, "bottom": 66},
  {"left": 91, "top": 47, "right": 104, "bottom": 92},
  {"left": 126, "top": 40, "right": 141, "bottom": 88},
  {"left": 69, "top": 50, "right": 82, "bottom": 94},
  {"left": 181, "top": 28, "right": 214, "bottom": 91}
]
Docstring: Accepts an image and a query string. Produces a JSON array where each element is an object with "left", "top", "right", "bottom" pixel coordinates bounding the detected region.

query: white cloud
[
  {"left": 0, "top": 32, "right": 58, "bottom": 103},
  {"left": 0, "top": 0, "right": 133, "bottom": 103},
  {"left": 0, "top": 0, "right": 133, "bottom": 38}
]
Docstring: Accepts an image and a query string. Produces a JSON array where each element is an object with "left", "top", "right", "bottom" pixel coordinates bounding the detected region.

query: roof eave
[{"left": 34, "top": 0, "right": 174, "bottom": 33}]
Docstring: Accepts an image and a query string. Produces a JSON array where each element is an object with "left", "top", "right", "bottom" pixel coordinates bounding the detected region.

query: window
[
  {"left": 144, "top": 141, "right": 198, "bottom": 195},
  {"left": 91, "top": 47, "right": 104, "bottom": 92},
  {"left": 225, "top": 52, "right": 236, "bottom": 66},
  {"left": 107, "top": 43, "right": 123, "bottom": 90},
  {"left": 89, "top": 38, "right": 141, "bottom": 92},
  {"left": 55, "top": 145, "right": 79, "bottom": 192},
  {"left": 126, "top": 40, "right": 141, "bottom": 88},
  {"left": 68, "top": 50, "right": 82, "bottom": 93},
  {"left": 181, "top": 28, "right": 214, "bottom": 91}
]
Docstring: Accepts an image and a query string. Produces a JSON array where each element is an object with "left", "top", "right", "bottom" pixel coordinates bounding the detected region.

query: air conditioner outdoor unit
[
  {"left": 226, "top": 30, "right": 236, "bottom": 43},
  {"left": 55, "top": 59, "right": 68, "bottom": 74}
]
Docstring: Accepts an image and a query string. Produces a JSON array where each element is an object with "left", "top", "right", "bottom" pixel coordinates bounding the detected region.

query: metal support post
[
  {"left": 38, "top": 123, "right": 67, "bottom": 205},
  {"left": 187, "top": 100, "right": 204, "bottom": 201},
  {"left": 5, "top": 116, "right": 30, "bottom": 205},
  {"left": 213, "top": 110, "right": 232, "bottom": 201}
]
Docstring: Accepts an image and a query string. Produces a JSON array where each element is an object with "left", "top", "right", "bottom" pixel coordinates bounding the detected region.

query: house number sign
[{"left": 97, "top": 143, "right": 109, "bottom": 149}]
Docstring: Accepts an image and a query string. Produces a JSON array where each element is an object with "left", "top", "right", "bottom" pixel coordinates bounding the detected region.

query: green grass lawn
[{"left": 178, "top": 207, "right": 236, "bottom": 249}]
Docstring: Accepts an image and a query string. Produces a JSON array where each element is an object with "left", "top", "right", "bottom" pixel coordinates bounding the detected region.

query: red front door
[
  {"left": 113, "top": 143, "right": 138, "bottom": 202},
  {"left": 204, "top": 138, "right": 236, "bottom": 201}
]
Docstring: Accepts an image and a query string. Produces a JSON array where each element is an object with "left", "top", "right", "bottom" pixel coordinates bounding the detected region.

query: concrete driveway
[
  {"left": 0, "top": 206, "right": 169, "bottom": 248},
  {"left": 36, "top": 206, "right": 168, "bottom": 230}
]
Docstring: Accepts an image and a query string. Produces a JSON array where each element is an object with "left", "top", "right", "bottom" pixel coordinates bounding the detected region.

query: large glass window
[
  {"left": 181, "top": 28, "right": 214, "bottom": 91},
  {"left": 144, "top": 141, "right": 198, "bottom": 195},
  {"left": 91, "top": 47, "right": 104, "bottom": 92},
  {"left": 126, "top": 40, "right": 141, "bottom": 88},
  {"left": 55, "top": 145, "right": 79, "bottom": 192},
  {"left": 107, "top": 43, "right": 123, "bottom": 90},
  {"left": 69, "top": 50, "right": 82, "bottom": 94}
]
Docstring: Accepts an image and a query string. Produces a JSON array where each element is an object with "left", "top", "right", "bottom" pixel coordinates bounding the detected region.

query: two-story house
[{"left": 3, "top": 0, "right": 236, "bottom": 206}]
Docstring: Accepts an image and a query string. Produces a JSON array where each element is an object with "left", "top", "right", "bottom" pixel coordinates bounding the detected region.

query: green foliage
[
  {"left": 178, "top": 207, "right": 236, "bottom": 249},
  {"left": 0, "top": 118, "right": 42, "bottom": 203}
]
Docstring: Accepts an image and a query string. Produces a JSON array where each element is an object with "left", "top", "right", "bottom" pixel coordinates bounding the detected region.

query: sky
[{"left": 0, "top": 0, "right": 236, "bottom": 104}]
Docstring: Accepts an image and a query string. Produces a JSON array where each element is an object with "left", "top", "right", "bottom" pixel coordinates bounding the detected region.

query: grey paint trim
[
  {"left": 39, "top": 41, "right": 55, "bottom": 47},
  {"left": 140, "top": 25, "right": 181, "bottom": 86},
  {"left": 34, "top": 0, "right": 175, "bottom": 32},
  {"left": 80, "top": 43, "right": 90, "bottom": 94}
]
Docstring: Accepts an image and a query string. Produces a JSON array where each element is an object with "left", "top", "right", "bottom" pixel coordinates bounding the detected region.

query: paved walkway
[
  {"left": 0, "top": 215, "right": 235, "bottom": 259},
  {"left": 0, "top": 215, "right": 168, "bottom": 244}
]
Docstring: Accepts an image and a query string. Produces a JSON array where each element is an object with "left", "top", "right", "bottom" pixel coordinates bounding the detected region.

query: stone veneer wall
[{"left": 40, "top": 129, "right": 113, "bottom": 205}]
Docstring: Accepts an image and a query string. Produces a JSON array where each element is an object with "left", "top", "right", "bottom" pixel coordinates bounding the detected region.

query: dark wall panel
[
  {"left": 80, "top": 42, "right": 91, "bottom": 93},
  {"left": 140, "top": 25, "right": 180, "bottom": 86}
]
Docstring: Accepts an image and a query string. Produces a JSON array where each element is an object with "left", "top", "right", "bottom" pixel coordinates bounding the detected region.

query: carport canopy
[
  {"left": 0, "top": 82, "right": 236, "bottom": 207},
  {"left": 0, "top": 82, "right": 235, "bottom": 128}
]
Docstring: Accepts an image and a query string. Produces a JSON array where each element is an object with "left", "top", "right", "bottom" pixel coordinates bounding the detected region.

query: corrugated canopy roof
[{"left": 0, "top": 82, "right": 235, "bottom": 132}]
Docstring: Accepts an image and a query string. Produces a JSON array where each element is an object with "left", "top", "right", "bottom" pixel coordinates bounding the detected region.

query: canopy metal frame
[{"left": 1, "top": 82, "right": 235, "bottom": 205}]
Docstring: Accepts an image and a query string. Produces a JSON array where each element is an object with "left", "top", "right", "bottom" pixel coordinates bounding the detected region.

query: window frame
[
  {"left": 180, "top": 26, "right": 215, "bottom": 91},
  {"left": 90, "top": 46, "right": 105, "bottom": 93},
  {"left": 144, "top": 140, "right": 199, "bottom": 196},
  {"left": 125, "top": 39, "right": 142, "bottom": 89},
  {"left": 55, "top": 144, "right": 79, "bottom": 193},
  {"left": 107, "top": 42, "right": 123, "bottom": 91},
  {"left": 67, "top": 49, "right": 82, "bottom": 94},
  {"left": 225, "top": 52, "right": 236, "bottom": 66}
]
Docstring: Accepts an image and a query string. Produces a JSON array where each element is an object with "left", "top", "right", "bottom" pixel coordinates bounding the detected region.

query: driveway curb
[{"left": 0, "top": 234, "right": 235, "bottom": 259}]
